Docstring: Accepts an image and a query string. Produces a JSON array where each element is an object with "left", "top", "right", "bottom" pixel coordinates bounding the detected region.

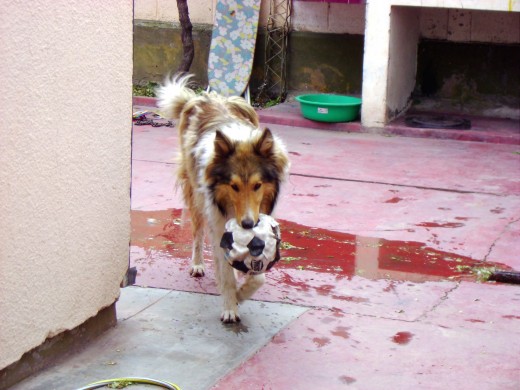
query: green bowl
[{"left": 296, "top": 94, "right": 362, "bottom": 123}]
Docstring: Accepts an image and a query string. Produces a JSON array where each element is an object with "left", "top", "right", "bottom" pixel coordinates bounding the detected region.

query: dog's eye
[
  {"left": 253, "top": 183, "right": 262, "bottom": 191},
  {"left": 231, "top": 184, "right": 239, "bottom": 192}
]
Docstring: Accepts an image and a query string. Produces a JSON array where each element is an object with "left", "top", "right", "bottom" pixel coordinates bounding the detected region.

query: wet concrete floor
[
  {"left": 127, "top": 116, "right": 520, "bottom": 389},
  {"left": 15, "top": 111, "right": 520, "bottom": 389},
  {"left": 131, "top": 208, "right": 513, "bottom": 288}
]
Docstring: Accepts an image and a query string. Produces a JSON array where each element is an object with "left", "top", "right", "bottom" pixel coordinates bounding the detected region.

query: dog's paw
[
  {"left": 221, "top": 309, "right": 240, "bottom": 323},
  {"left": 190, "top": 264, "right": 205, "bottom": 277}
]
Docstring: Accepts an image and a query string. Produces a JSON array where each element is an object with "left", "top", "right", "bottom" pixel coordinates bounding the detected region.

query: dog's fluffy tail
[{"left": 156, "top": 74, "right": 196, "bottom": 120}]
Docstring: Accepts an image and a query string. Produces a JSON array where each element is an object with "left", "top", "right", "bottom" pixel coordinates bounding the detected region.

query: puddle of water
[{"left": 130, "top": 208, "right": 512, "bottom": 285}]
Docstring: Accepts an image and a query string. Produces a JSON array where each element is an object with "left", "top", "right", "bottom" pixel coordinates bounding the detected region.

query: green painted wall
[
  {"left": 133, "top": 21, "right": 365, "bottom": 97},
  {"left": 133, "top": 21, "right": 212, "bottom": 86},
  {"left": 286, "top": 32, "right": 364, "bottom": 95},
  {"left": 133, "top": 21, "right": 519, "bottom": 109}
]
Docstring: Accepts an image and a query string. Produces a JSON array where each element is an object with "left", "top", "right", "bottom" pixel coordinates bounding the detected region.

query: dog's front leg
[
  {"left": 215, "top": 248, "right": 240, "bottom": 323},
  {"left": 237, "top": 273, "right": 265, "bottom": 302},
  {"left": 190, "top": 224, "right": 205, "bottom": 277},
  {"left": 188, "top": 200, "right": 205, "bottom": 277}
]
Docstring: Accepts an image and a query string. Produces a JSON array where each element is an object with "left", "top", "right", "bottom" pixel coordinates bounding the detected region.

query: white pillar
[
  {"left": 386, "top": 6, "right": 420, "bottom": 120},
  {"left": 361, "top": 1, "right": 392, "bottom": 127},
  {"left": 361, "top": 1, "right": 420, "bottom": 128}
]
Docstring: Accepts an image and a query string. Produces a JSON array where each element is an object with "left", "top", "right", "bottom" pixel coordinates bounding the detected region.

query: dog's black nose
[{"left": 241, "top": 218, "right": 255, "bottom": 229}]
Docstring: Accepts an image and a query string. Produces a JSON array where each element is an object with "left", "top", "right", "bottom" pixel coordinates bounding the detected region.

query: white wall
[
  {"left": 134, "top": 0, "right": 518, "bottom": 45},
  {"left": 390, "top": 0, "right": 519, "bottom": 13},
  {"left": 134, "top": 0, "right": 215, "bottom": 23},
  {"left": 134, "top": 0, "right": 366, "bottom": 32},
  {"left": 421, "top": 7, "right": 520, "bottom": 43},
  {"left": 387, "top": 6, "right": 420, "bottom": 119},
  {"left": 292, "top": 2, "right": 366, "bottom": 34},
  {"left": 0, "top": 0, "right": 133, "bottom": 369}
]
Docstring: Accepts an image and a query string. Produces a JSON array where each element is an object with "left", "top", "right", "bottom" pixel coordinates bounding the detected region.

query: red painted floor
[
  {"left": 256, "top": 100, "right": 520, "bottom": 145},
  {"left": 131, "top": 103, "right": 520, "bottom": 389}
]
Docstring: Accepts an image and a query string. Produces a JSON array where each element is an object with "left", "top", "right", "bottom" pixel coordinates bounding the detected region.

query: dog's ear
[
  {"left": 255, "top": 128, "right": 274, "bottom": 157},
  {"left": 214, "top": 130, "right": 234, "bottom": 157}
]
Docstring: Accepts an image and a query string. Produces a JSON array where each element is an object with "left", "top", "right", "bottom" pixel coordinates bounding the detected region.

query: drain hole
[{"left": 405, "top": 115, "right": 471, "bottom": 130}]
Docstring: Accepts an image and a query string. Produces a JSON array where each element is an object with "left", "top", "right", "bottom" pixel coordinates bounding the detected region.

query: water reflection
[{"left": 130, "top": 208, "right": 511, "bottom": 286}]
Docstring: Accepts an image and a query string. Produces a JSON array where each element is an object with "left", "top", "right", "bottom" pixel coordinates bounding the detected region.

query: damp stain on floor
[{"left": 130, "top": 208, "right": 512, "bottom": 289}]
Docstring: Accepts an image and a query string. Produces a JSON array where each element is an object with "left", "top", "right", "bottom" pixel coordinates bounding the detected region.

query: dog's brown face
[{"left": 207, "top": 128, "right": 287, "bottom": 229}]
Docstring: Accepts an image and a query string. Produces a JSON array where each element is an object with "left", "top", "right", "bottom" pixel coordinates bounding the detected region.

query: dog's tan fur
[{"left": 157, "top": 75, "right": 289, "bottom": 322}]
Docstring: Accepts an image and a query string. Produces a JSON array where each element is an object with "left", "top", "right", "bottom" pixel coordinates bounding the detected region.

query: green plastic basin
[{"left": 296, "top": 94, "right": 362, "bottom": 123}]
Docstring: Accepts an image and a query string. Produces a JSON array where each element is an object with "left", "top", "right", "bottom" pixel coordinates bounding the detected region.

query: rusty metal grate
[{"left": 256, "top": 0, "right": 292, "bottom": 103}]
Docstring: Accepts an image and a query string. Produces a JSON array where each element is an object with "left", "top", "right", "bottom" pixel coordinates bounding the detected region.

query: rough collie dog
[{"left": 157, "top": 75, "right": 290, "bottom": 323}]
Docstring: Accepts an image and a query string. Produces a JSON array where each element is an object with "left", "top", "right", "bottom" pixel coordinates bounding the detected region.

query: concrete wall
[
  {"left": 292, "top": 2, "right": 366, "bottom": 34},
  {"left": 133, "top": 20, "right": 213, "bottom": 86},
  {"left": 386, "top": 6, "right": 420, "bottom": 119},
  {"left": 134, "top": 0, "right": 271, "bottom": 26},
  {"left": 421, "top": 7, "right": 520, "bottom": 43},
  {"left": 134, "top": 0, "right": 518, "bottom": 43},
  {"left": 0, "top": 0, "right": 133, "bottom": 371},
  {"left": 360, "top": 1, "right": 392, "bottom": 126},
  {"left": 134, "top": 0, "right": 519, "bottom": 125},
  {"left": 133, "top": 1, "right": 519, "bottom": 92},
  {"left": 133, "top": 1, "right": 367, "bottom": 95},
  {"left": 392, "top": 0, "right": 519, "bottom": 13},
  {"left": 133, "top": 1, "right": 367, "bottom": 34},
  {"left": 287, "top": 32, "right": 364, "bottom": 94},
  {"left": 135, "top": 0, "right": 216, "bottom": 23},
  {"left": 362, "top": 0, "right": 519, "bottom": 127}
]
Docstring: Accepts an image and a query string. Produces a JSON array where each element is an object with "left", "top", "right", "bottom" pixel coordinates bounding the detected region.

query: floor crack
[
  {"left": 290, "top": 172, "right": 503, "bottom": 196},
  {"left": 483, "top": 215, "right": 520, "bottom": 262},
  {"left": 416, "top": 282, "right": 460, "bottom": 321},
  {"left": 120, "top": 288, "right": 175, "bottom": 322}
]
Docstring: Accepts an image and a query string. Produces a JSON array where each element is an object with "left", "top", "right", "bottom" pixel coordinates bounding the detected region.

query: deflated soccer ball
[{"left": 220, "top": 214, "right": 281, "bottom": 274}]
